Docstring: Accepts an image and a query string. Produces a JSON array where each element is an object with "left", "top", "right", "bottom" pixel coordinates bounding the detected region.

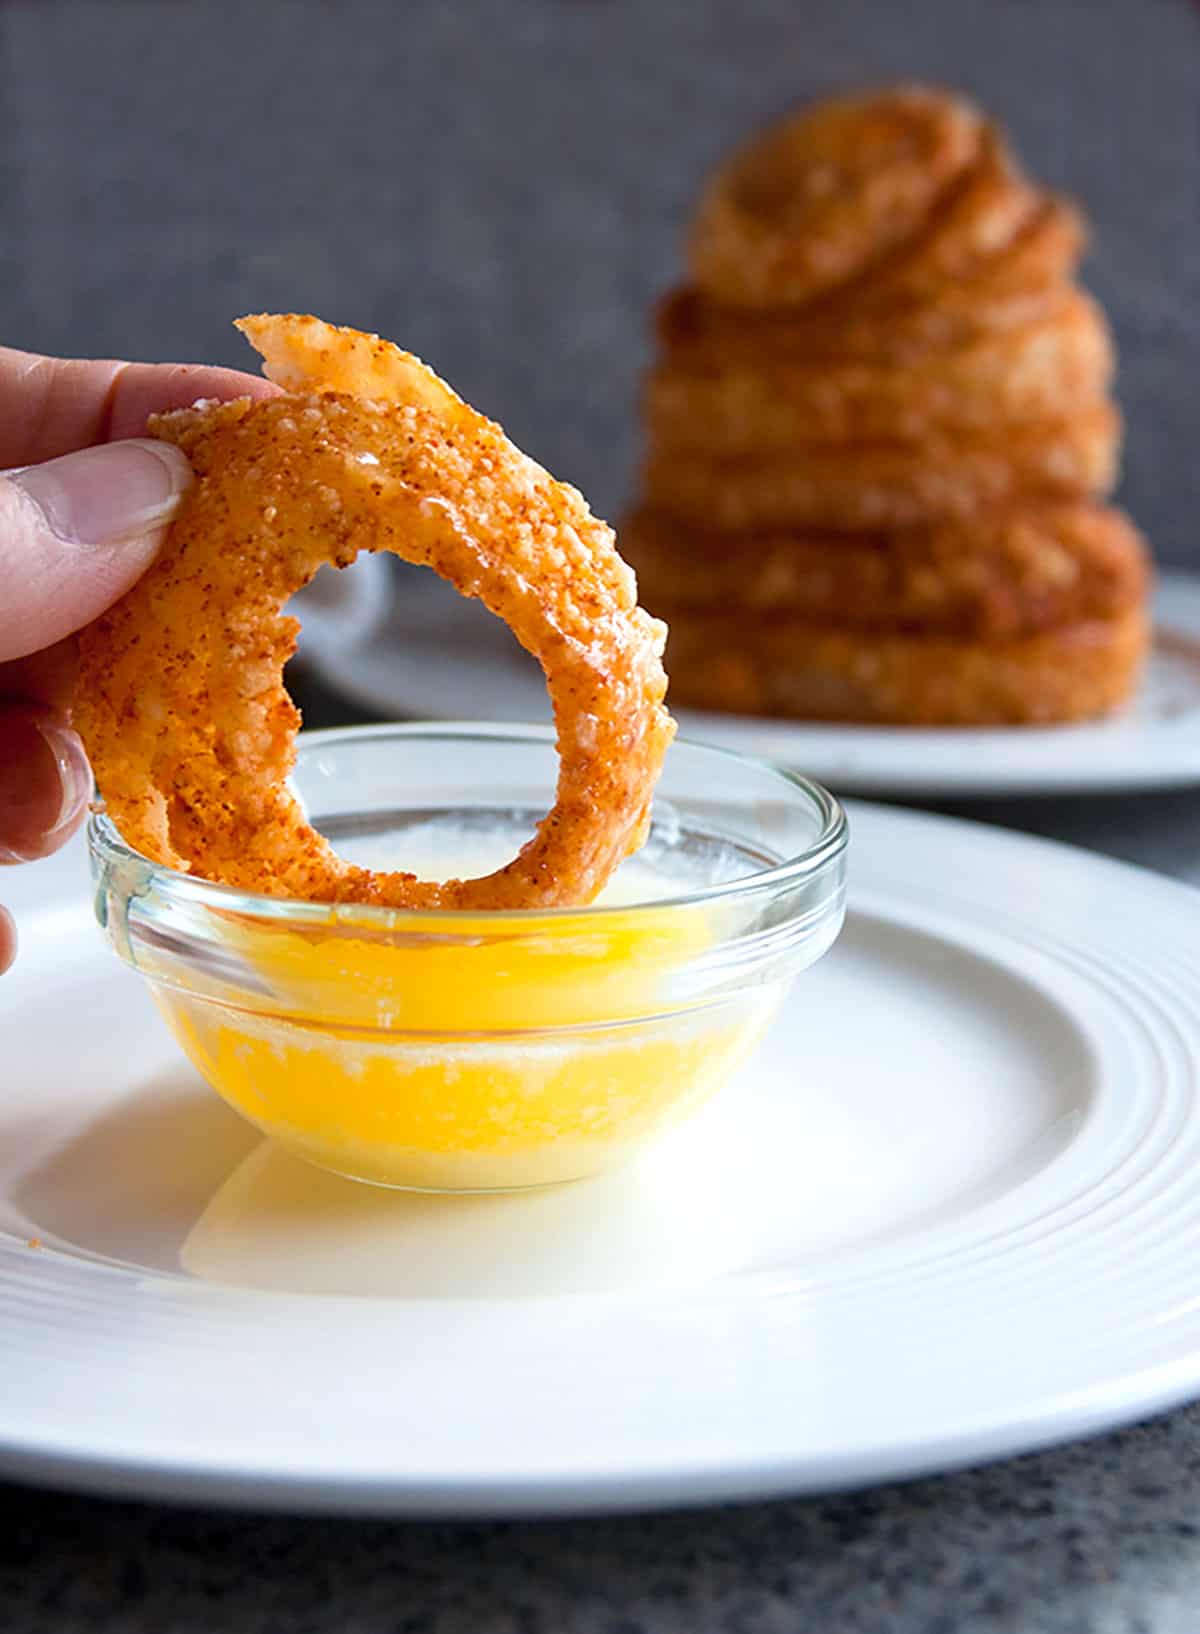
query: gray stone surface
[
  {"left": 3, "top": 1403, "right": 1200, "bottom": 1633},
  {"left": 3, "top": 3, "right": 1199, "bottom": 1628}
]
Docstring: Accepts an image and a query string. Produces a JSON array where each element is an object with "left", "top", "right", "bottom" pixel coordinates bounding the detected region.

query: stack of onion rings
[
  {"left": 76, "top": 314, "right": 674, "bottom": 908},
  {"left": 625, "top": 84, "right": 1150, "bottom": 726}
]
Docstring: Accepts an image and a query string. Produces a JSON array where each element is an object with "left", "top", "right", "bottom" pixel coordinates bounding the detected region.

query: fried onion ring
[
  {"left": 657, "top": 602, "right": 1148, "bottom": 726},
  {"left": 75, "top": 314, "right": 674, "bottom": 910},
  {"left": 825, "top": 128, "right": 1039, "bottom": 311},
  {"left": 658, "top": 201, "right": 1086, "bottom": 368},
  {"left": 641, "top": 404, "right": 1120, "bottom": 531},
  {"left": 687, "top": 86, "right": 984, "bottom": 308},
  {"left": 622, "top": 503, "right": 1149, "bottom": 639},
  {"left": 645, "top": 291, "right": 1112, "bottom": 450}
]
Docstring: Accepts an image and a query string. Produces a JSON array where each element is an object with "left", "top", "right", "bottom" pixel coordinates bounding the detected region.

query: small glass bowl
[{"left": 88, "top": 724, "right": 847, "bottom": 1192}]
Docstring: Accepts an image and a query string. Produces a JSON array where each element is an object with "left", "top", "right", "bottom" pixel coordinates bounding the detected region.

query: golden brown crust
[
  {"left": 75, "top": 316, "right": 674, "bottom": 910},
  {"left": 657, "top": 201, "right": 1086, "bottom": 368},
  {"left": 687, "top": 85, "right": 985, "bottom": 308},
  {"left": 658, "top": 604, "right": 1149, "bottom": 726},
  {"left": 622, "top": 503, "right": 1150, "bottom": 640},
  {"left": 822, "top": 127, "right": 1039, "bottom": 311},
  {"left": 641, "top": 404, "right": 1120, "bottom": 532},
  {"left": 645, "top": 291, "right": 1112, "bottom": 450},
  {"left": 632, "top": 85, "right": 1150, "bottom": 730}
]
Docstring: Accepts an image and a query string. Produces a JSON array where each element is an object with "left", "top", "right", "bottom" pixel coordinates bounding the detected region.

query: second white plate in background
[{"left": 296, "top": 565, "right": 1200, "bottom": 799}]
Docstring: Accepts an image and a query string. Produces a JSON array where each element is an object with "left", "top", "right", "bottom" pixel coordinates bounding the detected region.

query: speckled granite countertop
[{"left": 3, "top": 1406, "right": 1200, "bottom": 1634}]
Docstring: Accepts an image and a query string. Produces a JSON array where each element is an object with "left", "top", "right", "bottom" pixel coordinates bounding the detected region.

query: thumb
[{"left": 0, "top": 439, "right": 192, "bottom": 662}]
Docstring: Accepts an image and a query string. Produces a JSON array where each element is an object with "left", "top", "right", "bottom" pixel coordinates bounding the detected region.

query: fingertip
[
  {"left": 0, "top": 709, "right": 92, "bottom": 863},
  {"left": 106, "top": 363, "right": 283, "bottom": 441},
  {"left": 0, "top": 441, "right": 191, "bottom": 659},
  {"left": 0, "top": 906, "right": 14, "bottom": 975}
]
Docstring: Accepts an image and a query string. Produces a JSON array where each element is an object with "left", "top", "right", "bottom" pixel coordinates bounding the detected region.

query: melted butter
[{"left": 152, "top": 825, "right": 780, "bottom": 1191}]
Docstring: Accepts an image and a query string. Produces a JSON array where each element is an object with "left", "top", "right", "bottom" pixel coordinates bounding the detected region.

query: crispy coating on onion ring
[
  {"left": 657, "top": 210, "right": 1092, "bottom": 375},
  {"left": 688, "top": 85, "right": 984, "bottom": 309},
  {"left": 622, "top": 503, "right": 1149, "bottom": 639},
  {"left": 641, "top": 404, "right": 1120, "bottom": 532},
  {"left": 657, "top": 201, "right": 1086, "bottom": 369},
  {"left": 828, "top": 127, "right": 1039, "bottom": 311},
  {"left": 645, "top": 291, "right": 1113, "bottom": 450},
  {"left": 658, "top": 603, "right": 1148, "bottom": 726},
  {"left": 75, "top": 315, "right": 674, "bottom": 909}
]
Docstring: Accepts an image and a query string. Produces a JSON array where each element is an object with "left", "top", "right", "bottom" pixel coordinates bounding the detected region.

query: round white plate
[
  {"left": 2, "top": 805, "right": 1199, "bottom": 1515},
  {"left": 297, "top": 565, "right": 1200, "bottom": 798}
]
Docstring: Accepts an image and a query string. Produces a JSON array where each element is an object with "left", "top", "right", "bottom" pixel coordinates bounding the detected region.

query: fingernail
[
  {"left": 0, "top": 905, "right": 15, "bottom": 975},
  {"left": 0, "top": 715, "right": 92, "bottom": 863},
  {"left": 38, "top": 720, "right": 93, "bottom": 837},
  {"left": 10, "top": 439, "right": 192, "bottom": 549}
]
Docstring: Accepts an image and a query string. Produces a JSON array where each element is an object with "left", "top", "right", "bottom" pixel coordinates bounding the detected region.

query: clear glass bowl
[{"left": 88, "top": 724, "right": 848, "bottom": 1192}]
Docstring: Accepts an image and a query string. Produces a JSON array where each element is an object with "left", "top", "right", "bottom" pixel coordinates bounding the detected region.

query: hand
[{"left": 0, "top": 346, "right": 277, "bottom": 972}]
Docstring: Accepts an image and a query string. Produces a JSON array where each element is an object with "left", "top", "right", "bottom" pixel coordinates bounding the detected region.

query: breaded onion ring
[
  {"left": 657, "top": 603, "right": 1148, "bottom": 726},
  {"left": 645, "top": 291, "right": 1112, "bottom": 450},
  {"left": 622, "top": 503, "right": 1149, "bottom": 640},
  {"left": 640, "top": 404, "right": 1120, "bottom": 532},
  {"left": 657, "top": 202, "right": 1086, "bottom": 368},
  {"left": 830, "top": 128, "right": 1039, "bottom": 311},
  {"left": 75, "top": 315, "right": 674, "bottom": 910},
  {"left": 687, "top": 86, "right": 984, "bottom": 308}
]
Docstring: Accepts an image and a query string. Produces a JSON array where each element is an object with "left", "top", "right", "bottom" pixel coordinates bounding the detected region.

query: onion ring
[
  {"left": 687, "top": 85, "right": 984, "bottom": 308},
  {"left": 827, "top": 127, "right": 1039, "bottom": 311},
  {"left": 622, "top": 503, "right": 1149, "bottom": 639},
  {"left": 645, "top": 291, "right": 1112, "bottom": 450},
  {"left": 657, "top": 602, "right": 1148, "bottom": 726},
  {"left": 658, "top": 200, "right": 1086, "bottom": 369},
  {"left": 75, "top": 314, "right": 674, "bottom": 910},
  {"left": 640, "top": 404, "right": 1120, "bottom": 532}
]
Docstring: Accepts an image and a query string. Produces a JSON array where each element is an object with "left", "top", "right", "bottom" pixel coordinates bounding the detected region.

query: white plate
[
  {"left": 2, "top": 806, "right": 1199, "bottom": 1515},
  {"left": 298, "top": 565, "right": 1200, "bottom": 798}
]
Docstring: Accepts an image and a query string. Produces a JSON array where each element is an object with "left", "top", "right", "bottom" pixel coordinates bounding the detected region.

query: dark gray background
[{"left": 1, "top": 0, "right": 1196, "bottom": 562}]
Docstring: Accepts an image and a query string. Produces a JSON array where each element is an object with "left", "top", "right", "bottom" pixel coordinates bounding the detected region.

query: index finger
[{"left": 0, "top": 347, "right": 279, "bottom": 469}]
